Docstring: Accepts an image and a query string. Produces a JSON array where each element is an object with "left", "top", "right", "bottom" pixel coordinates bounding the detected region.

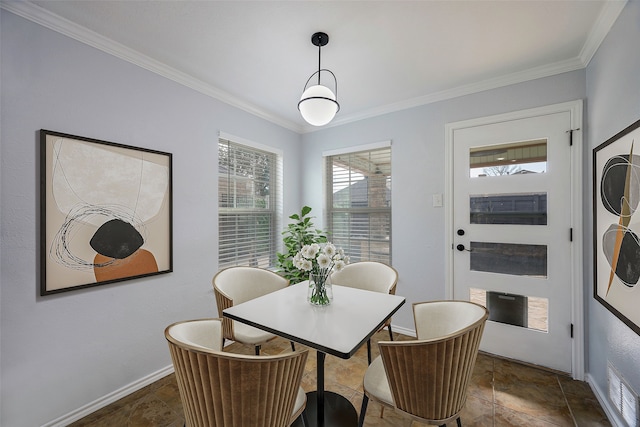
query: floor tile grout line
[
  {"left": 68, "top": 333, "right": 611, "bottom": 427},
  {"left": 557, "top": 374, "right": 579, "bottom": 427}
]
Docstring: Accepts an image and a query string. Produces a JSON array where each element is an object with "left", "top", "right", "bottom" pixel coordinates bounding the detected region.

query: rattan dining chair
[
  {"left": 165, "top": 318, "right": 309, "bottom": 427},
  {"left": 213, "top": 266, "right": 295, "bottom": 355},
  {"left": 358, "top": 300, "right": 489, "bottom": 427},
  {"left": 330, "top": 261, "right": 398, "bottom": 363}
]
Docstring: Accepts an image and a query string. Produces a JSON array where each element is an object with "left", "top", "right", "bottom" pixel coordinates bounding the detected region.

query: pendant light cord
[{"left": 317, "top": 41, "right": 322, "bottom": 85}]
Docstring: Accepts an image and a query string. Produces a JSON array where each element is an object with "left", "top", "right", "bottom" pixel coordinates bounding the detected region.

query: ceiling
[{"left": 5, "top": 1, "right": 627, "bottom": 133}]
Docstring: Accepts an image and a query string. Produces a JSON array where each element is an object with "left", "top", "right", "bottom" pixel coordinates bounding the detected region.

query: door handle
[{"left": 456, "top": 244, "right": 471, "bottom": 252}]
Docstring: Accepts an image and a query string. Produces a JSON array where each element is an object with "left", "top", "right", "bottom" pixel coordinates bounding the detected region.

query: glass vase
[{"left": 308, "top": 271, "right": 333, "bottom": 306}]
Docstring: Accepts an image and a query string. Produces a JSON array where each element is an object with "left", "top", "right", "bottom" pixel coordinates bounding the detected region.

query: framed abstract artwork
[
  {"left": 40, "top": 130, "right": 173, "bottom": 295},
  {"left": 593, "top": 118, "right": 640, "bottom": 335}
]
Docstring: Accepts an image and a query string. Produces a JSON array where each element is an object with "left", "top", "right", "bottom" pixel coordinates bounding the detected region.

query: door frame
[{"left": 444, "top": 100, "right": 584, "bottom": 380}]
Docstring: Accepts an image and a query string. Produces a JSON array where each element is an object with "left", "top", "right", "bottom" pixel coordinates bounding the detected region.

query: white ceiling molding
[
  {"left": 2, "top": 1, "right": 627, "bottom": 135},
  {"left": 315, "top": 56, "right": 586, "bottom": 133},
  {"left": 311, "top": 1, "right": 626, "bottom": 133},
  {"left": 579, "top": 0, "right": 628, "bottom": 66},
  {"left": 1, "top": 1, "right": 305, "bottom": 133}
]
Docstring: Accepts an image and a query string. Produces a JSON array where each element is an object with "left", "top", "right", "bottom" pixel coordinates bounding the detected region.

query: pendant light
[{"left": 298, "top": 32, "right": 340, "bottom": 126}]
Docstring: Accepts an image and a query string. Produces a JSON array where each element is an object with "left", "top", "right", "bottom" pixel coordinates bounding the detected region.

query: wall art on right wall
[{"left": 593, "top": 118, "right": 640, "bottom": 336}]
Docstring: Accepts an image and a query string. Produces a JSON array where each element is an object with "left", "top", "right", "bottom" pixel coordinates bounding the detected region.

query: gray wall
[
  {"left": 0, "top": 11, "right": 301, "bottom": 427},
  {"left": 300, "top": 71, "right": 586, "bottom": 331},
  {"left": 586, "top": 1, "right": 640, "bottom": 424},
  {"left": 3, "top": 1, "right": 639, "bottom": 426}
]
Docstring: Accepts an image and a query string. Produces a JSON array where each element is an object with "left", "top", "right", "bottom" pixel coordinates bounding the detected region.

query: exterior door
[{"left": 448, "top": 103, "right": 581, "bottom": 374}]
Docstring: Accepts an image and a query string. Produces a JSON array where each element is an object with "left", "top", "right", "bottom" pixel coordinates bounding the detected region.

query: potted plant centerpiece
[{"left": 276, "top": 206, "right": 328, "bottom": 283}]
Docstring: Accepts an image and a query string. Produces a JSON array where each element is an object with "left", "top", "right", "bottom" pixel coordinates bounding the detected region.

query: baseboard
[
  {"left": 41, "top": 324, "right": 410, "bottom": 426},
  {"left": 41, "top": 365, "right": 175, "bottom": 427},
  {"left": 586, "top": 372, "right": 624, "bottom": 427}
]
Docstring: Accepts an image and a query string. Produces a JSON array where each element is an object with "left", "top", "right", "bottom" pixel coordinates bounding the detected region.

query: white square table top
[{"left": 223, "top": 282, "right": 405, "bottom": 359}]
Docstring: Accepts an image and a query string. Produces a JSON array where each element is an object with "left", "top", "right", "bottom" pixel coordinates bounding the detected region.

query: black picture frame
[
  {"left": 593, "top": 118, "right": 640, "bottom": 335},
  {"left": 40, "top": 130, "right": 173, "bottom": 295}
]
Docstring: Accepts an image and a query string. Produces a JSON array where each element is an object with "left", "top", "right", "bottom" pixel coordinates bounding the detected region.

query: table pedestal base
[{"left": 292, "top": 391, "right": 358, "bottom": 427}]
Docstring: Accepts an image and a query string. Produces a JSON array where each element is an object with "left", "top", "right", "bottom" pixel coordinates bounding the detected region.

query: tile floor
[{"left": 70, "top": 331, "right": 611, "bottom": 427}]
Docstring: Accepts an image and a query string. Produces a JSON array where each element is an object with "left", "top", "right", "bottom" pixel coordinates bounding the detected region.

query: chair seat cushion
[
  {"left": 233, "top": 320, "right": 276, "bottom": 345},
  {"left": 363, "top": 355, "right": 393, "bottom": 406},
  {"left": 293, "top": 386, "right": 306, "bottom": 417},
  {"left": 168, "top": 319, "right": 223, "bottom": 352}
]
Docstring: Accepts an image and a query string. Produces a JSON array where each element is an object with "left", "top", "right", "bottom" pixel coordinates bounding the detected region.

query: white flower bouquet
[{"left": 294, "top": 242, "right": 348, "bottom": 305}]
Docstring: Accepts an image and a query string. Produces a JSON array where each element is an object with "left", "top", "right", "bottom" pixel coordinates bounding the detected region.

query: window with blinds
[
  {"left": 218, "top": 138, "right": 282, "bottom": 268},
  {"left": 325, "top": 144, "right": 391, "bottom": 264}
]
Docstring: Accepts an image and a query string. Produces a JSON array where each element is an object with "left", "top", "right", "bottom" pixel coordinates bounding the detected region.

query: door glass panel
[
  {"left": 470, "top": 139, "right": 547, "bottom": 177},
  {"left": 470, "top": 242, "right": 547, "bottom": 277},
  {"left": 470, "top": 193, "right": 547, "bottom": 225},
  {"left": 470, "top": 288, "right": 548, "bottom": 332}
]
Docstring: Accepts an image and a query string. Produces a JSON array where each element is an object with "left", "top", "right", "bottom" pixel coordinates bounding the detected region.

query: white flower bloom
[
  {"left": 301, "top": 259, "right": 313, "bottom": 271},
  {"left": 293, "top": 241, "right": 348, "bottom": 275},
  {"left": 317, "top": 254, "right": 331, "bottom": 268},
  {"left": 301, "top": 245, "right": 313, "bottom": 259},
  {"left": 300, "top": 245, "right": 308, "bottom": 255},
  {"left": 308, "top": 243, "right": 320, "bottom": 258},
  {"left": 323, "top": 243, "right": 336, "bottom": 258}
]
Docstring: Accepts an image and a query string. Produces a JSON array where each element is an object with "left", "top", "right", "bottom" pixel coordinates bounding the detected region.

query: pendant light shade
[
  {"left": 299, "top": 84, "right": 339, "bottom": 126},
  {"left": 298, "top": 32, "right": 340, "bottom": 126}
]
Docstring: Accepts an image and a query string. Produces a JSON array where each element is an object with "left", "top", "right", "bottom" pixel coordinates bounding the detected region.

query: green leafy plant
[{"left": 276, "top": 206, "right": 327, "bottom": 283}]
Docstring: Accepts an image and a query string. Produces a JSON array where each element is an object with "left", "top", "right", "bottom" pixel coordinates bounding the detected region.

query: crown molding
[
  {"left": 1, "top": 1, "right": 304, "bottom": 133},
  {"left": 4, "top": 0, "right": 625, "bottom": 135},
  {"left": 309, "top": 56, "right": 586, "bottom": 133},
  {"left": 579, "top": 0, "right": 627, "bottom": 66},
  {"left": 302, "top": 1, "right": 627, "bottom": 133}
]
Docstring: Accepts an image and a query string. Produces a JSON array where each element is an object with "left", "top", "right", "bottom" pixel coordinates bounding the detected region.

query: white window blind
[
  {"left": 325, "top": 145, "right": 391, "bottom": 264},
  {"left": 218, "top": 138, "right": 282, "bottom": 268}
]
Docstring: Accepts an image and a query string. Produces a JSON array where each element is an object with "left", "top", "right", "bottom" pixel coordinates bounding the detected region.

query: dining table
[{"left": 223, "top": 280, "right": 405, "bottom": 427}]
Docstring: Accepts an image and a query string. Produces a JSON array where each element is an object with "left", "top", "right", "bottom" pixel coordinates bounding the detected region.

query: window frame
[
  {"left": 217, "top": 133, "right": 282, "bottom": 268},
  {"left": 323, "top": 141, "right": 392, "bottom": 264}
]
